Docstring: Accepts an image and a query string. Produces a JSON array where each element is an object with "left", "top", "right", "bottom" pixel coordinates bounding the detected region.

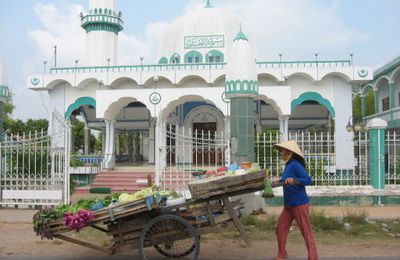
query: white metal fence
[
  {"left": 160, "top": 125, "right": 229, "bottom": 191},
  {"left": 255, "top": 131, "right": 370, "bottom": 186},
  {"left": 0, "top": 111, "right": 71, "bottom": 206},
  {"left": 385, "top": 131, "right": 400, "bottom": 185}
]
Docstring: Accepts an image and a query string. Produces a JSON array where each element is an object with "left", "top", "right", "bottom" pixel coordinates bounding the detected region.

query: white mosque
[{"left": 27, "top": 0, "right": 373, "bottom": 175}]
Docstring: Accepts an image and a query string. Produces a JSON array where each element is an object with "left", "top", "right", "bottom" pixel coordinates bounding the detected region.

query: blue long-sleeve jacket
[{"left": 280, "top": 159, "right": 312, "bottom": 206}]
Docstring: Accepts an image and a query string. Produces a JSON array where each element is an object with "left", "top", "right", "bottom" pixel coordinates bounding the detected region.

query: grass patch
[
  {"left": 342, "top": 209, "right": 368, "bottom": 225},
  {"left": 241, "top": 214, "right": 277, "bottom": 231},
  {"left": 310, "top": 209, "right": 343, "bottom": 231}
]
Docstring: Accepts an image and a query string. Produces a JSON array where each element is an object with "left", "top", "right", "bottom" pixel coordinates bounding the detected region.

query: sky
[{"left": 0, "top": 0, "right": 399, "bottom": 121}]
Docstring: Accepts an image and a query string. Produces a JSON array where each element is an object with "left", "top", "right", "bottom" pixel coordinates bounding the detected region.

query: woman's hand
[{"left": 284, "top": 177, "right": 295, "bottom": 185}]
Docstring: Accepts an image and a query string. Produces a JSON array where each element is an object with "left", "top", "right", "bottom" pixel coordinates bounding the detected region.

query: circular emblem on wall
[
  {"left": 358, "top": 69, "right": 368, "bottom": 78},
  {"left": 221, "top": 91, "right": 230, "bottom": 103},
  {"left": 149, "top": 91, "right": 161, "bottom": 105},
  {"left": 31, "top": 77, "right": 40, "bottom": 86}
]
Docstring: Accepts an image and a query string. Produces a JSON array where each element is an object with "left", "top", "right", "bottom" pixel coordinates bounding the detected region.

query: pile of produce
[
  {"left": 63, "top": 210, "right": 95, "bottom": 232},
  {"left": 192, "top": 162, "right": 262, "bottom": 180},
  {"left": 33, "top": 187, "right": 181, "bottom": 239}
]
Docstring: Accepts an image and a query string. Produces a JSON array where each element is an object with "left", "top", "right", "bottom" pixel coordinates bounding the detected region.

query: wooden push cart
[{"left": 46, "top": 171, "right": 267, "bottom": 260}]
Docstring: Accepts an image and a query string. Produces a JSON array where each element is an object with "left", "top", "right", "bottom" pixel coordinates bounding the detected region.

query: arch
[
  {"left": 104, "top": 97, "right": 140, "bottom": 120},
  {"left": 320, "top": 72, "right": 351, "bottom": 82},
  {"left": 291, "top": 92, "right": 335, "bottom": 117},
  {"left": 158, "top": 57, "right": 168, "bottom": 64},
  {"left": 390, "top": 66, "right": 400, "bottom": 83},
  {"left": 212, "top": 74, "right": 226, "bottom": 85},
  {"left": 47, "top": 79, "right": 72, "bottom": 89},
  {"left": 161, "top": 95, "right": 225, "bottom": 119},
  {"left": 143, "top": 75, "right": 174, "bottom": 88},
  {"left": 257, "top": 73, "right": 279, "bottom": 85},
  {"left": 65, "top": 96, "right": 96, "bottom": 118},
  {"left": 374, "top": 76, "right": 390, "bottom": 90},
  {"left": 287, "top": 72, "right": 316, "bottom": 82},
  {"left": 110, "top": 77, "right": 139, "bottom": 88},
  {"left": 256, "top": 94, "right": 283, "bottom": 117},
  {"left": 183, "top": 105, "right": 225, "bottom": 132},
  {"left": 177, "top": 75, "right": 208, "bottom": 86},
  {"left": 361, "top": 83, "right": 375, "bottom": 95},
  {"left": 184, "top": 50, "right": 203, "bottom": 64},
  {"left": 170, "top": 53, "right": 180, "bottom": 64},
  {"left": 77, "top": 78, "right": 98, "bottom": 89},
  {"left": 205, "top": 50, "right": 224, "bottom": 63}
]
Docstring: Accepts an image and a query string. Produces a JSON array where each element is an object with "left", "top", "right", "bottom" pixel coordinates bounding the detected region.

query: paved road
[{"left": 2, "top": 257, "right": 399, "bottom": 260}]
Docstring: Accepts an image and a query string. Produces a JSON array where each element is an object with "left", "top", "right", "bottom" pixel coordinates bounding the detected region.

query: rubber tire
[{"left": 139, "top": 214, "right": 200, "bottom": 260}]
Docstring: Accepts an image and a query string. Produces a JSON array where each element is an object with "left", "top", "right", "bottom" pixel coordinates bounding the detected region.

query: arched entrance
[
  {"left": 65, "top": 96, "right": 99, "bottom": 156},
  {"left": 161, "top": 96, "right": 227, "bottom": 166},
  {"left": 290, "top": 92, "right": 335, "bottom": 131},
  {"left": 103, "top": 97, "right": 152, "bottom": 168}
]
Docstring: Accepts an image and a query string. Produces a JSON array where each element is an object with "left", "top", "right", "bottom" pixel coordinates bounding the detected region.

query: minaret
[
  {"left": 0, "top": 56, "right": 10, "bottom": 141},
  {"left": 225, "top": 27, "right": 258, "bottom": 163},
  {"left": 81, "top": 0, "right": 123, "bottom": 66}
]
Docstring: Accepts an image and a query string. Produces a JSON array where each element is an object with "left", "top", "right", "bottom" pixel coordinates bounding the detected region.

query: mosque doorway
[{"left": 192, "top": 122, "right": 220, "bottom": 165}]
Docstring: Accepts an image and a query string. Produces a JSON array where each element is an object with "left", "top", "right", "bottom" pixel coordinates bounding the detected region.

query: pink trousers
[{"left": 276, "top": 204, "right": 318, "bottom": 260}]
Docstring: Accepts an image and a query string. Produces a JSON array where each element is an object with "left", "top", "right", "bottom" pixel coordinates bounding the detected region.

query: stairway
[{"left": 74, "top": 171, "right": 155, "bottom": 194}]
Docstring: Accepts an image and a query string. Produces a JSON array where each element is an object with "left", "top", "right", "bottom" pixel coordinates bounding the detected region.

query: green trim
[
  {"left": 65, "top": 96, "right": 96, "bottom": 118},
  {"left": 48, "top": 59, "right": 351, "bottom": 75},
  {"left": 158, "top": 57, "right": 168, "bottom": 64},
  {"left": 374, "top": 56, "right": 400, "bottom": 80},
  {"left": 206, "top": 50, "right": 224, "bottom": 63},
  {"left": 170, "top": 53, "right": 180, "bottom": 64},
  {"left": 257, "top": 60, "right": 350, "bottom": 68},
  {"left": 49, "top": 62, "right": 227, "bottom": 74},
  {"left": 0, "top": 85, "right": 10, "bottom": 98},
  {"left": 81, "top": 14, "right": 123, "bottom": 34},
  {"left": 225, "top": 80, "right": 258, "bottom": 95},
  {"left": 291, "top": 92, "right": 335, "bottom": 117},
  {"left": 388, "top": 119, "right": 400, "bottom": 128},
  {"left": 234, "top": 28, "right": 248, "bottom": 41},
  {"left": 184, "top": 50, "right": 203, "bottom": 63}
]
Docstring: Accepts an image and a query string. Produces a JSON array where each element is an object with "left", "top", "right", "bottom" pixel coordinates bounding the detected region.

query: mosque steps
[{"left": 74, "top": 171, "right": 156, "bottom": 194}]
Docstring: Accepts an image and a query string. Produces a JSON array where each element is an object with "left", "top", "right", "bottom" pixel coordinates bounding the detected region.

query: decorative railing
[
  {"left": 48, "top": 60, "right": 351, "bottom": 75},
  {"left": 256, "top": 60, "right": 351, "bottom": 69}
]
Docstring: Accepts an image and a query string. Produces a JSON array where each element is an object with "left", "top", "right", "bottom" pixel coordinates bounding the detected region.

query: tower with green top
[
  {"left": 81, "top": 0, "right": 123, "bottom": 66},
  {"left": 225, "top": 28, "right": 258, "bottom": 163}
]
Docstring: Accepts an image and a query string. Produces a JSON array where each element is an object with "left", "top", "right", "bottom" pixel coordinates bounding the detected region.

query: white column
[
  {"left": 224, "top": 117, "right": 231, "bottom": 165},
  {"left": 155, "top": 117, "right": 166, "bottom": 186},
  {"left": 101, "top": 128, "right": 106, "bottom": 155},
  {"left": 279, "top": 115, "right": 289, "bottom": 141},
  {"left": 148, "top": 118, "right": 156, "bottom": 164},
  {"left": 104, "top": 120, "right": 116, "bottom": 169},
  {"left": 334, "top": 80, "right": 355, "bottom": 170}
]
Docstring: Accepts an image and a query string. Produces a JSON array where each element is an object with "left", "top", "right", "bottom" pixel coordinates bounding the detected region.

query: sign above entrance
[{"left": 184, "top": 35, "right": 224, "bottom": 49}]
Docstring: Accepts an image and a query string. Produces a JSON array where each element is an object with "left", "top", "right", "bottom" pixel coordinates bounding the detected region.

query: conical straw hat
[{"left": 274, "top": 140, "right": 304, "bottom": 158}]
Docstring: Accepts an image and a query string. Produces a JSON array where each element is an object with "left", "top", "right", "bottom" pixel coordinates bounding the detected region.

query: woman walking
[{"left": 274, "top": 140, "right": 318, "bottom": 260}]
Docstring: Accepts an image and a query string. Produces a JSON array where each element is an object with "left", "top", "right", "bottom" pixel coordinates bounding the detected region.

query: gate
[
  {"left": 0, "top": 111, "right": 71, "bottom": 206},
  {"left": 160, "top": 124, "right": 230, "bottom": 192}
]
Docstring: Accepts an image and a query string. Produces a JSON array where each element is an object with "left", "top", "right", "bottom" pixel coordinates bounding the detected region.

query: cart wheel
[{"left": 139, "top": 214, "right": 200, "bottom": 260}]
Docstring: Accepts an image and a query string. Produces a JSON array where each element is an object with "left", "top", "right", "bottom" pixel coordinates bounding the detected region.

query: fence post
[{"left": 366, "top": 118, "right": 387, "bottom": 191}]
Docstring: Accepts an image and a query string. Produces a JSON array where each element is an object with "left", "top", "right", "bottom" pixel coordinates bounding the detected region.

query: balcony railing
[{"left": 48, "top": 60, "right": 351, "bottom": 75}]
